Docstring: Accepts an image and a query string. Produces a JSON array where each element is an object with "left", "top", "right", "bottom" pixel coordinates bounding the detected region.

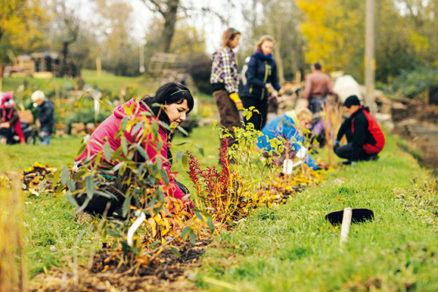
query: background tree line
[{"left": 1, "top": 0, "right": 437, "bottom": 97}]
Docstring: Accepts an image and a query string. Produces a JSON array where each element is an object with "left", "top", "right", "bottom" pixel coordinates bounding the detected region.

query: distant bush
[{"left": 385, "top": 66, "right": 438, "bottom": 100}]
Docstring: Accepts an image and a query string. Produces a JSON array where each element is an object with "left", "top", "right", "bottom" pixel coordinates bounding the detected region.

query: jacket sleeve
[
  {"left": 336, "top": 119, "right": 349, "bottom": 141},
  {"left": 351, "top": 113, "right": 368, "bottom": 161},
  {"left": 246, "top": 56, "right": 266, "bottom": 88},
  {"left": 9, "top": 109, "right": 19, "bottom": 126},
  {"left": 270, "top": 62, "right": 282, "bottom": 91}
]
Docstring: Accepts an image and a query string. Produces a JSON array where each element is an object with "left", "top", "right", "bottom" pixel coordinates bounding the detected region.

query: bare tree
[{"left": 140, "top": 0, "right": 180, "bottom": 52}]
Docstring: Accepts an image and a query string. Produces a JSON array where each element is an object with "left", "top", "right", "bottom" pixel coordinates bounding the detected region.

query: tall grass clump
[{"left": 0, "top": 174, "right": 26, "bottom": 292}]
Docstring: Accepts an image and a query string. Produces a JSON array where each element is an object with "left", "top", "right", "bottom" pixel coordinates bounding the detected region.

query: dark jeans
[
  {"left": 213, "top": 90, "right": 242, "bottom": 147},
  {"left": 309, "top": 97, "right": 327, "bottom": 114},
  {"left": 334, "top": 143, "right": 376, "bottom": 161},
  {"left": 241, "top": 97, "right": 268, "bottom": 130}
]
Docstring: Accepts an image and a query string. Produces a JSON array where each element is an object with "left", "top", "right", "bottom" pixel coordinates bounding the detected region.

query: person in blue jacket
[
  {"left": 256, "top": 108, "right": 319, "bottom": 170},
  {"left": 240, "top": 35, "right": 282, "bottom": 130}
]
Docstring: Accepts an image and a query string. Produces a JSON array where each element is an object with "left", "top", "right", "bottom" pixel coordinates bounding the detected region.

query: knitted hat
[
  {"left": 343, "top": 95, "right": 361, "bottom": 108},
  {"left": 31, "top": 90, "right": 45, "bottom": 102}
]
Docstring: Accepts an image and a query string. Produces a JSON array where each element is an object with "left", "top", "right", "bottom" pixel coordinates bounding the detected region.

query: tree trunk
[
  {"left": 0, "top": 64, "right": 4, "bottom": 91},
  {"left": 162, "top": 0, "right": 179, "bottom": 52}
]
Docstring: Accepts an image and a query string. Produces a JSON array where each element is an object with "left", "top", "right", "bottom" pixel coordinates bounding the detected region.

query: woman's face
[
  {"left": 261, "top": 40, "right": 274, "bottom": 55},
  {"left": 164, "top": 99, "right": 189, "bottom": 125},
  {"left": 229, "top": 34, "right": 240, "bottom": 49}
]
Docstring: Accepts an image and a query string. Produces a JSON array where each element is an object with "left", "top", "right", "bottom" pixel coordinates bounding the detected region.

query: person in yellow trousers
[{"left": 210, "top": 27, "right": 243, "bottom": 148}]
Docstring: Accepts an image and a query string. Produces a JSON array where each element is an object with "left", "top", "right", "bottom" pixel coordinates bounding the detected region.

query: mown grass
[{"left": 195, "top": 135, "right": 438, "bottom": 291}]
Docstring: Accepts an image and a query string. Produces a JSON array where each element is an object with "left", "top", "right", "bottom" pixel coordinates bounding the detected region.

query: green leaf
[
  {"left": 170, "top": 246, "right": 181, "bottom": 257},
  {"left": 189, "top": 229, "right": 196, "bottom": 245},
  {"left": 207, "top": 216, "right": 215, "bottom": 233},
  {"left": 84, "top": 175, "right": 94, "bottom": 199},
  {"left": 177, "top": 125, "right": 188, "bottom": 136},
  {"left": 150, "top": 240, "right": 160, "bottom": 249},
  {"left": 194, "top": 210, "right": 205, "bottom": 222},
  {"left": 108, "top": 229, "right": 123, "bottom": 238},
  {"left": 181, "top": 226, "right": 191, "bottom": 239},
  {"left": 103, "top": 142, "right": 113, "bottom": 161},
  {"left": 135, "top": 144, "right": 148, "bottom": 160},
  {"left": 121, "top": 136, "right": 128, "bottom": 155},
  {"left": 182, "top": 153, "right": 188, "bottom": 168},
  {"left": 195, "top": 144, "right": 205, "bottom": 156},
  {"left": 174, "top": 141, "right": 189, "bottom": 146},
  {"left": 67, "top": 179, "right": 76, "bottom": 192},
  {"left": 160, "top": 169, "right": 169, "bottom": 185},
  {"left": 120, "top": 116, "right": 128, "bottom": 132},
  {"left": 175, "top": 151, "right": 183, "bottom": 163},
  {"left": 61, "top": 167, "right": 69, "bottom": 185},
  {"left": 66, "top": 192, "right": 79, "bottom": 208},
  {"left": 75, "top": 196, "right": 91, "bottom": 214},
  {"left": 122, "top": 196, "right": 131, "bottom": 218}
]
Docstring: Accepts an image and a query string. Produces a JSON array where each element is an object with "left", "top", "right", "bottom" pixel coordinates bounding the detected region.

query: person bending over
[
  {"left": 256, "top": 108, "right": 319, "bottom": 170},
  {"left": 74, "top": 82, "right": 194, "bottom": 216}
]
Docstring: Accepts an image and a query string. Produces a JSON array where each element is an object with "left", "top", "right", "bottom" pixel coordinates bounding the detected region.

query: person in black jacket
[
  {"left": 31, "top": 90, "right": 55, "bottom": 145},
  {"left": 240, "top": 35, "right": 281, "bottom": 130},
  {"left": 334, "top": 95, "right": 385, "bottom": 164}
]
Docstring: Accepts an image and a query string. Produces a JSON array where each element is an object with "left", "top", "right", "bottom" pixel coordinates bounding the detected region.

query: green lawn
[{"left": 195, "top": 135, "right": 438, "bottom": 291}]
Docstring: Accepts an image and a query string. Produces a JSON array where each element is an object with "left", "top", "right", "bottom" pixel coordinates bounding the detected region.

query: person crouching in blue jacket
[
  {"left": 240, "top": 35, "right": 282, "bottom": 130},
  {"left": 256, "top": 108, "right": 319, "bottom": 170}
]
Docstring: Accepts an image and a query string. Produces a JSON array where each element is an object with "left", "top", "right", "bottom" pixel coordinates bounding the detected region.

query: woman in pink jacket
[{"left": 75, "top": 82, "right": 194, "bottom": 216}]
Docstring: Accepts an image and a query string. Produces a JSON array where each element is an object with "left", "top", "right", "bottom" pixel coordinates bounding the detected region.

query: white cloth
[{"left": 333, "top": 75, "right": 362, "bottom": 103}]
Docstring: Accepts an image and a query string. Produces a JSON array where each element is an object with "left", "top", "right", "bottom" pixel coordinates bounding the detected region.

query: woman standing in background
[
  {"left": 210, "top": 27, "right": 243, "bottom": 147},
  {"left": 240, "top": 35, "right": 282, "bottom": 130}
]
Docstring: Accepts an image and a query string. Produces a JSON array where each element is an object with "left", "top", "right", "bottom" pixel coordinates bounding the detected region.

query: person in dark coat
[
  {"left": 334, "top": 95, "right": 385, "bottom": 164},
  {"left": 31, "top": 90, "right": 55, "bottom": 145},
  {"left": 240, "top": 35, "right": 282, "bottom": 130}
]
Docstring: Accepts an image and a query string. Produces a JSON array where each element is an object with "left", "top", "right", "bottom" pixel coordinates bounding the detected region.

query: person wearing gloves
[
  {"left": 31, "top": 90, "right": 55, "bottom": 145},
  {"left": 256, "top": 108, "right": 319, "bottom": 170},
  {"left": 0, "top": 92, "right": 25, "bottom": 144},
  {"left": 74, "top": 82, "right": 194, "bottom": 216},
  {"left": 334, "top": 95, "right": 385, "bottom": 164},
  {"left": 210, "top": 27, "right": 243, "bottom": 147},
  {"left": 240, "top": 35, "right": 282, "bottom": 130}
]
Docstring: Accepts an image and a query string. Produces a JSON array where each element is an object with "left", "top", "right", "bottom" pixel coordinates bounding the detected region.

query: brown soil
[{"left": 29, "top": 239, "right": 213, "bottom": 292}]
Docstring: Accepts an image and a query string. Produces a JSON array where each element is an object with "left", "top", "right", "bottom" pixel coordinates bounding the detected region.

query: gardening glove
[
  {"left": 229, "top": 92, "right": 244, "bottom": 111},
  {"left": 333, "top": 139, "right": 340, "bottom": 150}
]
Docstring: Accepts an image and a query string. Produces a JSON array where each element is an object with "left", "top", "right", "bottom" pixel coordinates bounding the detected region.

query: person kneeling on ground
[
  {"left": 74, "top": 82, "right": 194, "bottom": 216},
  {"left": 0, "top": 92, "right": 25, "bottom": 144},
  {"left": 256, "top": 108, "right": 319, "bottom": 170},
  {"left": 334, "top": 95, "right": 385, "bottom": 164},
  {"left": 31, "top": 90, "right": 55, "bottom": 145}
]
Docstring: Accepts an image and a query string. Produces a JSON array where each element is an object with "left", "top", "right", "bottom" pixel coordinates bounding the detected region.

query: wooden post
[
  {"left": 340, "top": 207, "right": 352, "bottom": 248},
  {"left": 365, "top": 0, "right": 377, "bottom": 114}
]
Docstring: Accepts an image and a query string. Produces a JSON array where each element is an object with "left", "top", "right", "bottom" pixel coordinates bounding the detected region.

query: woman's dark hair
[
  {"left": 142, "top": 82, "right": 194, "bottom": 124},
  {"left": 222, "top": 27, "right": 241, "bottom": 48}
]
